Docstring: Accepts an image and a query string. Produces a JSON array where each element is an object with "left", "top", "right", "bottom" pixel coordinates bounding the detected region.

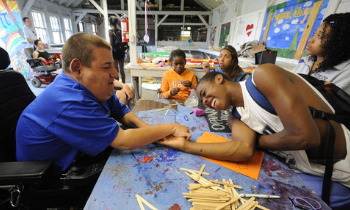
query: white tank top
[{"left": 236, "top": 72, "right": 350, "bottom": 187}]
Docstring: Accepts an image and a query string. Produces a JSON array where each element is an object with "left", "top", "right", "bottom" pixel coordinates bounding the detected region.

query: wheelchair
[
  {"left": 0, "top": 70, "right": 109, "bottom": 209},
  {"left": 24, "top": 48, "right": 60, "bottom": 88}
]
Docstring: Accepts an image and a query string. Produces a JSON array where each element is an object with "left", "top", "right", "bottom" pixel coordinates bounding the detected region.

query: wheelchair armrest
[
  {"left": 26, "top": 58, "right": 43, "bottom": 67},
  {"left": 26, "top": 58, "right": 41, "bottom": 63},
  {"left": 0, "top": 161, "right": 53, "bottom": 185}
]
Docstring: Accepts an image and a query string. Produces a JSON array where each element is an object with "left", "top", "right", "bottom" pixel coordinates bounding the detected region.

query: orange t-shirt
[{"left": 160, "top": 68, "right": 198, "bottom": 100}]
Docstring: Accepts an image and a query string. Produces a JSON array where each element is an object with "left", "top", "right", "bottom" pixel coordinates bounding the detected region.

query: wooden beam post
[
  {"left": 262, "top": 11, "right": 273, "bottom": 45},
  {"left": 293, "top": 0, "right": 323, "bottom": 60}
]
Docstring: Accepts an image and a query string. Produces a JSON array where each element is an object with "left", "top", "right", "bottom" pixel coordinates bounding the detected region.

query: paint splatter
[
  {"left": 169, "top": 203, "right": 181, "bottom": 210},
  {"left": 138, "top": 156, "right": 153, "bottom": 163},
  {"left": 164, "top": 168, "right": 169, "bottom": 173},
  {"left": 145, "top": 188, "right": 153, "bottom": 195},
  {"left": 154, "top": 182, "right": 163, "bottom": 191},
  {"left": 262, "top": 157, "right": 293, "bottom": 178}
]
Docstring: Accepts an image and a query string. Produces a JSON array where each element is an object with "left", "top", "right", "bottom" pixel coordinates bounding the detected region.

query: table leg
[{"left": 132, "top": 76, "right": 140, "bottom": 101}]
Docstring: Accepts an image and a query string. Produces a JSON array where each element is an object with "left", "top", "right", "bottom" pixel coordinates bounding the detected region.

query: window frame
[
  {"left": 31, "top": 10, "right": 49, "bottom": 43},
  {"left": 49, "top": 14, "right": 63, "bottom": 44},
  {"left": 63, "top": 17, "right": 73, "bottom": 41}
]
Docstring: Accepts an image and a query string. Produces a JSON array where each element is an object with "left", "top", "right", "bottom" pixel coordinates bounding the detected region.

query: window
[
  {"left": 180, "top": 29, "right": 191, "bottom": 41},
  {"left": 50, "top": 15, "right": 62, "bottom": 43},
  {"left": 63, "top": 18, "right": 73, "bottom": 40},
  {"left": 92, "top": 23, "right": 97, "bottom": 35},
  {"left": 31, "top": 11, "right": 49, "bottom": 43},
  {"left": 78, "top": 21, "right": 85, "bottom": 32}
]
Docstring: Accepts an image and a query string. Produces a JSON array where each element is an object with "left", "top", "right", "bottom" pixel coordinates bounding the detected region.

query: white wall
[{"left": 208, "top": 0, "right": 350, "bottom": 49}]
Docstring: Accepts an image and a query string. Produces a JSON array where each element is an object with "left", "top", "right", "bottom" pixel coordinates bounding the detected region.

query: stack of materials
[{"left": 181, "top": 165, "right": 270, "bottom": 210}]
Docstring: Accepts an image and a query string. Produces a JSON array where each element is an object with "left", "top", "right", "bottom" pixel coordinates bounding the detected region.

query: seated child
[
  {"left": 159, "top": 49, "right": 197, "bottom": 100},
  {"left": 33, "top": 39, "right": 54, "bottom": 65}
]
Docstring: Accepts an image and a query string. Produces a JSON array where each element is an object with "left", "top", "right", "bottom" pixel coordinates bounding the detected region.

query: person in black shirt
[{"left": 33, "top": 39, "right": 52, "bottom": 65}]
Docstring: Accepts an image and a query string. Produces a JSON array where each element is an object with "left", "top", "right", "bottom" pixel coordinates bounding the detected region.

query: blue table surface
[{"left": 84, "top": 100, "right": 331, "bottom": 210}]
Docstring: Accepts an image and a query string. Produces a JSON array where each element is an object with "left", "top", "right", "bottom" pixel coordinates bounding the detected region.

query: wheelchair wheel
[{"left": 31, "top": 77, "right": 41, "bottom": 88}]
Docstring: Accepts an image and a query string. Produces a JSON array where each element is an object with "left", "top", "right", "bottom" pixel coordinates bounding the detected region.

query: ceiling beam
[
  {"left": 160, "top": 23, "right": 205, "bottom": 26},
  {"left": 65, "top": 0, "right": 76, "bottom": 7},
  {"left": 223, "top": 0, "right": 236, "bottom": 15},
  {"left": 73, "top": 9, "right": 211, "bottom": 16},
  {"left": 89, "top": 0, "right": 104, "bottom": 14},
  {"left": 156, "top": 14, "right": 168, "bottom": 27},
  {"left": 74, "top": 11, "right": 87, "bottom": 25},
  {"left": 121, "top": 0, "right": 124, "bottom": 10},
  {"left": 197, "top": 15, "right": 209, "bottom": 28},
  {"left": 21, "top": 0, "right": 35, "bottom": 17},
  {"left": 135, "top": 0, "right": 142, "bottom": 11},
  {"left": 71, "top": 0, "right": 84, "bottom": 7},
  {"left": 193, "top": 0, "right": 212, "bottom": 11}
]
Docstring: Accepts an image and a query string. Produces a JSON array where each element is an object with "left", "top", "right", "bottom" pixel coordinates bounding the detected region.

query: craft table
[
  {"left": 84, "top": 99, "right": 331, "bottom": 210},
  {"left": 126, "top": 64, "right": 206, "bottom": 100}
]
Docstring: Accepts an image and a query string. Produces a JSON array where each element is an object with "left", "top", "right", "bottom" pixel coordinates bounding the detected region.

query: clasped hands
[{"left": 157, "top": 124, "right": 191, "bottom": 150}]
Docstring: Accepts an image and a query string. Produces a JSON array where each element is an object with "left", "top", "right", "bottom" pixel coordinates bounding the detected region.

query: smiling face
[
  {"left": 306, "top": 22, "right": 331, "bottom": 57},
  {"left": 35, "top": 40, "right": 44, "bottom": 50},
  {"left": 171, "top": 56, "right": 186, "bottom": 75},
  {"left": 219, "top": 49, "right": 234, "bottom": 70},
  {"left": 196, "top": 74, "right": 230, "bottom": 110},
  {"left": 75, "top": 47, "right": 118, "bottom": 102}
]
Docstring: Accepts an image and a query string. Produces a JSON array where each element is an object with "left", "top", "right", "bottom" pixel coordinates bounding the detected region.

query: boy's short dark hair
[
  {"left": 22, "top": 17, "right": 29, "bottom": 23},
  {"left": 198, "top": 71, "right": 230, "bottom": 86},
  {"left": 169, "top": 49, "right": 186, "bottom": 63}
]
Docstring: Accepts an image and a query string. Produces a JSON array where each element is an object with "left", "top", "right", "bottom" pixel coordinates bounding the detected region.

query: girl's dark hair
[
  {"left": 198, "top": 71, "right": 230, "bottom": 87},
  {"left": 312, "top": 13, "right": 350, "bottom": 71},
  {"left": 169, "top": 49, "right": 186, "bottom": 63},
  {"left": 109, "top": 16, "right": 119, "bottom": 27},
  {"left": 33, "top": 39, "right": 41, "bottom": 50},
  {"left": 220, "top": 45, "right": 243, "bottom": 81}
]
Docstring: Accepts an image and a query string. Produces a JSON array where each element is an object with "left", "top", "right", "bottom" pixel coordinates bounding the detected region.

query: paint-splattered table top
[{"left": 84, "top": 100, "right": 331, "bottom": 210}]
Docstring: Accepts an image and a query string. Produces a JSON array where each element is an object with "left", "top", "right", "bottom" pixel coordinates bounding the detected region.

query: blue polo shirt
[{"left": 16, "top": 73, "right": 130, "bottom": 175}]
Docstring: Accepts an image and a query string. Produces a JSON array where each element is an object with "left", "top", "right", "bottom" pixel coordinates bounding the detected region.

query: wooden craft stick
[
  {"left": 181, "top": 168, "right": 210, "bottom": 176},
  {"left": 239, "top": 194, "right": 280, "bottom": 199},
  {"left": 196, "top": 164, "right": 206, "bottom": 181},
  {"left": 229, "top": 179, "right": 240, "bottom": 209},
  {"left": 209, "top": 180, "right": 243, "bottom": 189},
  {"left": 236, "top": 197, "right": 255, "bottom": 210},
  {"left": 135, "top": 194, "right": 158, "bottom": 210},
  {"left": 214, "top": 197, "right": 239, "bottom": 210},
  {"left": 156, "top": 108, "right": 167, "bottom": 112},
  {"left": 165, "top": 108, "right": 170, "bottom": 116},
  {"left": 136, "top": 195, "right": 146, "bottom": 210}
]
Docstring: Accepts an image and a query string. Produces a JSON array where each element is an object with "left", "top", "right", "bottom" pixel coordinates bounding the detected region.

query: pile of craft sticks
[{"left": 181, "top": 165, "right": 271, "bottom": 210}]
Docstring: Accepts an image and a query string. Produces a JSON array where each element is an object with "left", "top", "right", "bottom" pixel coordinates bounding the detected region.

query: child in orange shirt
[{"left": 159, "top": 49, "right": 197, "bottom": 100}]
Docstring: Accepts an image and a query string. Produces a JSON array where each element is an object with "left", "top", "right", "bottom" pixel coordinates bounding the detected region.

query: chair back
[
  {"left": 25, "top": 47, "right": 34, "bottom": 59},
  {"left": 0, "top": 70, "right": 36, "bottom": 162}
]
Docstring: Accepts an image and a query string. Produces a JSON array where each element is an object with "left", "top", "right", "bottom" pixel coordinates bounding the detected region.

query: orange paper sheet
[{"left": 196, "top": 131, "right": 264, "bottom": 180}]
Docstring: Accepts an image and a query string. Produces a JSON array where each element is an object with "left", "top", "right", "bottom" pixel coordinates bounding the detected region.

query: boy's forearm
[{"left": 183, "top": 141, "right": 254, "bottom": 162}]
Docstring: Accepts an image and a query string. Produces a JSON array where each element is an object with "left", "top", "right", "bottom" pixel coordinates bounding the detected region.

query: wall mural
[
  {"left": 0, "top": 0, "right": 32, "bottom": 78},
  {"left": 260, "top": 0, "right": 329, "bottom": 59}
]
